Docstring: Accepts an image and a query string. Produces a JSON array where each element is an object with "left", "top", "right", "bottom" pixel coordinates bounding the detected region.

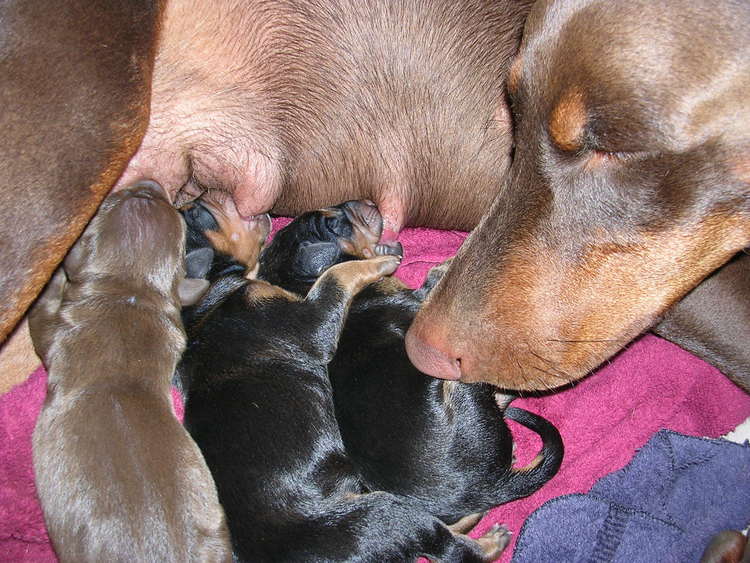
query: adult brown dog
[
  {"left": 29, "top": 183, "right": 230, "bottom": 562},
  {"left": 1, "top": 0, "right": 530, "bottom": 388},
  {"left": 0, "top": 0, "right": 159, "bottom": 342},
  {"left": 407, "top": 0, "right": 750, "bottom": 392}
]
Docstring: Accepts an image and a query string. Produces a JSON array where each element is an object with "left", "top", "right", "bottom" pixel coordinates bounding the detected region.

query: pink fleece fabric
[{"left": 1, "top": 224, "right": 748, "bottom": 562}]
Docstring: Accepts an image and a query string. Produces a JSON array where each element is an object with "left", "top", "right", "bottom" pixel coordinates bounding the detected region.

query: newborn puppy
[
  {"left": 178, "top": 200, "right": 509, "bottom": 562},
  {"left": 28, "top": 182, "right": 231, "bottom": 563},
  {"left": 258, "top": 200, "right": 564, "bottom": 524}
]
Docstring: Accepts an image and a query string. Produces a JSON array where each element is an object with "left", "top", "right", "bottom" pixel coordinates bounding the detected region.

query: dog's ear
[
  {"left": 178, "top": 278, "right": 210, "bottom": 306},
  {"left": 292, "top": 241, "right": 341, "bottom": 278},
  {"left": 62, "top": 227, "right": 95, "bottom": 279},
  {"left": 185, "top": 247, "right": 214, "bottom": 279}
]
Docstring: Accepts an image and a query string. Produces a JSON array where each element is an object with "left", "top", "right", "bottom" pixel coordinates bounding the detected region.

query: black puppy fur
[
  {"left": 177, "top": 201, "right": 508, "bottom": 562},
  {"left": 258, "top": 201, "right": 565, "bottom": 524}
]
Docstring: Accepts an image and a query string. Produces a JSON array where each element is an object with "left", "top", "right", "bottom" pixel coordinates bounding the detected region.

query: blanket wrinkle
[{"left": 1, "top": 221, "right": 748, "bottom": 562}]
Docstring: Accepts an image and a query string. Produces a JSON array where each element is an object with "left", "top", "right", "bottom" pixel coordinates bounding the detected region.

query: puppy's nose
[{"left": 405, "top": 326, "right": 461, "bottom": 380}]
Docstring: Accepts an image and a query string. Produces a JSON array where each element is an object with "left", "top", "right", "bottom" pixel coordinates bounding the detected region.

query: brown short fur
[
  {"left": 28, "top": 183, "right": 231, "bottom": 562},
  {"left": 408, "top": 0, "right": 750, "bottom": 390}
]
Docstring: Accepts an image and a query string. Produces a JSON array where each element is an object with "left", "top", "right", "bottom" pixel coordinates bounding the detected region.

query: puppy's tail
[{"left": 498, "top": 405, "right": 564, "bottom": 502}]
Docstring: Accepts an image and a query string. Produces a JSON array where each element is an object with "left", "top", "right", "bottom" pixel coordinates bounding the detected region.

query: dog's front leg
[{"left": 303, "top": 255, "right": 402, "bottom": 362}]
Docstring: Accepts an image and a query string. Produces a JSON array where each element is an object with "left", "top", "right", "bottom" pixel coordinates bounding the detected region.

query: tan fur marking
[
  {"left": 481, "top": 211, "right": 750, "bottom": 390},
  {"left": 442, "top": 380, "right": 457, "bottom": 411},
  {"left": 245, "top": 281, "right": 300, "bottom": 303},
  {"left": 338, "top": 220, "right": 380, "bottom": 258},
  {"left": 549, "top": 87, "right": 587, "bottom": 152},
  {"left": 374, "top": 277, "right": 408, "bottom": 294},
  {"left": 517, "top": 453, "right": 545, "bottom": 471},
  {"left": 312, "top": 256, "right": 400, "bottom": 296},
  {"left": 201, "top": 197, "right": 266, "bottom": 270}
]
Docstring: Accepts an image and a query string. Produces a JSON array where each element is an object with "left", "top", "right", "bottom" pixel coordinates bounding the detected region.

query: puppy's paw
[
  {"left": 367, "top": 254, "right": 402, "bottom": 278},
  {"left": 475, "top": 524, "right": 512, "bottom": 562},
  {"left": 316, "top": 254, "right": 402, "bottom": 296},
  {"left": 375, "top": 241, "right": 403, "bottom": 257}
]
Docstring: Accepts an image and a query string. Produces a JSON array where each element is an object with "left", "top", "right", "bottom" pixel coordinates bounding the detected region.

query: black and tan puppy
[
  {"left": 178, "top": 199, "right": 509, "bottom": 562},
  {"left": 28, "top": 183, "right": 231, "bottom": 563},
  {"left": 257, "top": 200, "right": 564, "bottom": 525}
]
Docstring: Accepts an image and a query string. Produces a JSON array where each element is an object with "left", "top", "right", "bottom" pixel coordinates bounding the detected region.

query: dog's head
[
  {"left": 407, "top": 0, "right": 750, "bottom": 390},
  {"left": 179, "top": 196, "right": 271, "bottom": 283},
  {"left": 258, "top": 200, "right": 402, "bottom": 294},
  {"left": 64, "top": 181, "right": 186, "bottom": 297}
]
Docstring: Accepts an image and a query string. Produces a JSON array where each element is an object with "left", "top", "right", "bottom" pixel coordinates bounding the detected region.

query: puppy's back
[
  {"left": 34, "top": 388, "right": 229, "bottom": 562},
  {"left": 31, "top": 185, "right": 231, "bottom": 562}
]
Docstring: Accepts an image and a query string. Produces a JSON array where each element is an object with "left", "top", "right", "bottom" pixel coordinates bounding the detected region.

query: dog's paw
[
  {"left": 476, "top": 524, "right": 512, "bottom": 562},
  {"left": 320, "top": 254, "right": 402, "bottom": 294},
  {"left": 375, "top": 241, "right": 403, "bottom": 257},
  {"left": 367, "top": 254, "right": 403, "bottom": 277}
]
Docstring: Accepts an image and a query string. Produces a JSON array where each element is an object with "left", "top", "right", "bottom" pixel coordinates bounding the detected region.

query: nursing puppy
[
  {"left": 28, "top": 183, "right": 231, "bottom": 563},
  {"left": 258, "top": 201, "right": 564, "bottom": 524},
  {"left": 178, "top": 200, "right": 509, "bottom": 562}
]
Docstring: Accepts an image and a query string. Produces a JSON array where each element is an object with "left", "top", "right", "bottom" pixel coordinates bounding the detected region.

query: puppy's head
[
  {"left": 64, "top": 181, "right": 185, "bottom": 296},
  {"left": 180, "top": 196, "right": 271, "bottom": 282},
  {"left": 258, "top": 200, "right": 402, "bottom": 293}
]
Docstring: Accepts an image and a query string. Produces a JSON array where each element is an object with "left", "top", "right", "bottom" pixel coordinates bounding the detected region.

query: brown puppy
[
  {"left": 28, "top": 182, "right": 231, "bottom": 562},
  {"left": 407, "top": 0, "right": 750, "bottom": 391}
]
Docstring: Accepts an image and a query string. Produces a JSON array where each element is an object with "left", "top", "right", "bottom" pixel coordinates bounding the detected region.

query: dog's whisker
[{"left": 546, "top": 338, "right": 628, "bottom": 344}]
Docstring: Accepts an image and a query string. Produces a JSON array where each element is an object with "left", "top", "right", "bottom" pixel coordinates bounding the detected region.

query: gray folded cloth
[{"left": 512, "top": 430, "right": 750, "bottom": 563}]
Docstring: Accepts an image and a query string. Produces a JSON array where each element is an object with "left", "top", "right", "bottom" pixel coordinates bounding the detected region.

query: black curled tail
[{"left": 498, "top": 406, "right": 564, "bottom": 503}]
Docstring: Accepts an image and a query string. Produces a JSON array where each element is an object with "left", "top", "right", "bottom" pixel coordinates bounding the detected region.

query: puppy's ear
[
  {"left": 178, "top": 278, "right": 210, "bottom": 306},
  {"left": 293, "top": 241, "right": 341, "bottom": 278},
  {"left": 185, "top": 248, "right": 214, "bottom": 279},
  {"left": 62, "top": 235, "right": 89, "bottom": 279}
]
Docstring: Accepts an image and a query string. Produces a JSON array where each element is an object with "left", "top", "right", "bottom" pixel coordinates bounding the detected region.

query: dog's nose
[{"left": 405, "top": 326, "right": 461, "bottom": 380}]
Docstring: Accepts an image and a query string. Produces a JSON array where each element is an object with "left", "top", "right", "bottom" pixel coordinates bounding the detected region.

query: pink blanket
[{"left": 1, "top": 224, "right": 749, "bottom": 562}]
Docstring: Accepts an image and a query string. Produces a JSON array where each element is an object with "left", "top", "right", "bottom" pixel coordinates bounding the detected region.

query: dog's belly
[{"left": 115, "top": 0, "right": 529, "bottom": 237}]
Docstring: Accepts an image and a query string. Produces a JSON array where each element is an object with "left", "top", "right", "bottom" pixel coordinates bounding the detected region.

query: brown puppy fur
[
  {"left": 0, "top": 0, "right": 161, "bottom": 341},
  {"left": 407, "top": 0, "right": 750, "bottom": 390},
  {"left": 28, "top": 183, "right": 231, "bottom": 562}
]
